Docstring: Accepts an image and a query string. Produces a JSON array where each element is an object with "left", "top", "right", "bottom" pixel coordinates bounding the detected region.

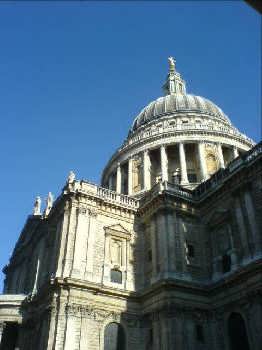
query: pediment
[
  {"left": 207, "top": 208, "right": 230, "bottom": 227},
  {"left": 104, "top": 224, "right": 131, "bottom": 239}
]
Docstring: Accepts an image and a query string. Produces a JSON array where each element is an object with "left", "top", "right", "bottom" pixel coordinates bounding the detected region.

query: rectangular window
[
  {"left": 196, "top": 324, "right": 204, "bottom": 343},
  {"left": 148, "top": 249, "right": 152, "bottom": 262},
  {"left": 110, "top": 269, "right": 122, "bottom": 284},
  {"left": 222, "top": 254, "right": 231, "bottom": 273},
  {"left": 187, "top": 244, "right": 195, "bottom": 258}
]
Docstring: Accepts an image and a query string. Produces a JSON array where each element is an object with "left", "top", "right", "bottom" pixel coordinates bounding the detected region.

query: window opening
[{"left": 110, "top": 269, "right": 122, "bottom": 284}]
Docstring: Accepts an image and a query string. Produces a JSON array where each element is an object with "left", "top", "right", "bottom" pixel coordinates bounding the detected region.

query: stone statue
[
  {"left": 168, "top": 56, "right": 176, "bottom": 70},
  {"left": 44, "top": 192, "right": 54, "bottom": 216},
  {"left": 67, "top": 171, "right": 76, "bottom": 184},
  {"left": 33, "top": 196, "right": 41, "bottom": 215}
]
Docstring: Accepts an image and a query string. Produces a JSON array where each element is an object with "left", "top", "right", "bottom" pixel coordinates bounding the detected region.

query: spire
[{"left": 162, "top": 57, "right": 186, "bottom": 96}]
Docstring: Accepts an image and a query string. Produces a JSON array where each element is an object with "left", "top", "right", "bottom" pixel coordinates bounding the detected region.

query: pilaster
[
  {"left": 150, "top": 216, "right": 158, "bottom": 282},
  {"left": 243, "top": 190, "right": 260, "bottom": 257}
]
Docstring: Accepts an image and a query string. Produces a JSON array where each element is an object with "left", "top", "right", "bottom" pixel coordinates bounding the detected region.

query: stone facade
[{"left": 0, "top": 60, "right": 261, "bottom": 350}]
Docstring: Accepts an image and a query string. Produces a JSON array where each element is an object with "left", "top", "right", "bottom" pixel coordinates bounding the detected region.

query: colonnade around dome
[{"left": 104, "top": 141, "right": 243, "bottom": 195}]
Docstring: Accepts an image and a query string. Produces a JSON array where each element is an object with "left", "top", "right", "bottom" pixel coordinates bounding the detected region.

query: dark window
[
  {"left": 188, "top": 173, "right": 197, "bottom": 183},
  {"left": 228, "top": 313, "right": 250, "bottom": 350},
  {"left": 187, "top": 244, "right": 195, "bottom": 258},
  {"left": 196, "top": 324, "right": 204, "bottom": 343},
  {"left": 148, "top": 250, "right": 152, "bottom": 262},
  {"left": 0, "top": 322, "right": 19, "bottom": 350},
  {"left": 182, "top": 120, "right": 188, "bottom": 124},
  {"left": 147, "top": 328, "right": 153, "bottom": 348},
  {"left": 110, "top": 269, "right": 122, "bottom": 284},
  {"left": 104, "top": 322, "right": 125, "bottom": 350},
  {"left": 222, "top": 254, "right": 231, "bottom": 273}
]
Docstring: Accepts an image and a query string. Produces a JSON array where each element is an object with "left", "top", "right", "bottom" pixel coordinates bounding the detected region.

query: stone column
[
  {"left": 198, "top": 142, "right": 208, "bottom": 180},
  {"left": 128, "top": 157, "right": 133, "bottom": 195},
  {"left": 143, "top": 150, "right": 151, "bottom": 190},
  {"left": 116, "top": 163, "right": 121, "bottom": 193},
  {"left": 217, "top": 143, "right": 225, "bottom": 169},
  {"left": 179, "top": 143, "right": 188, "bottom": 184},
  {"left": 233, "top": 146, "right": 239, "bottom": 158},
  {"left": 160, "top": 145, "right": 168, "bottom": 182},
  {"left": 108, "top": 175, "right": 113, "bottom": 190}
]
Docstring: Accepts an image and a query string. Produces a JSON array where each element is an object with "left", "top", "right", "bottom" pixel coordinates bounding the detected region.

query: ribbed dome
[{"left": 131, "top": 94, "right": 231, "bottom": 132}]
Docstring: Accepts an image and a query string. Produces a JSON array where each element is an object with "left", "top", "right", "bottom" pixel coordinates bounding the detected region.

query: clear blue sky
[{"left": 0, "top": 2, "right": 260, "bottom": 290}]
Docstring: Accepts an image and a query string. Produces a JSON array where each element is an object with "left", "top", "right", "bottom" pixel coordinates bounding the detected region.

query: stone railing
[
  {"left": 140, "top": 181, "right": 194, "bottom": 206},
  {"left": 68, "top": 141, "right": 261, "bottom": 208},
  {"left": 122, "top": 122, "right": 254, "bottom": 150},
  {"left": 71, "top": 181, "right": 139, "bottom": 210}
]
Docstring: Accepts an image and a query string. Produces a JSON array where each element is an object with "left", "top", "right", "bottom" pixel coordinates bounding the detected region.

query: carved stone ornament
[
  {"left": 65, "top": 303, "right": 121, "bottom": 323},
  {"left": 88, "top": 208, "right": 98, "bottom": 217}
]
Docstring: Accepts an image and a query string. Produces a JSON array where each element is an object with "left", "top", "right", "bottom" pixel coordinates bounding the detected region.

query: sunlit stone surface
[{"left": 0, "top": 59, "right": 261, "bottom": 350}]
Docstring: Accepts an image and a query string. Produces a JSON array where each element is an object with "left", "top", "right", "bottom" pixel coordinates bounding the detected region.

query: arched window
[
  {"left": 228, "top": 312, "right": 250, "bottom": 350},
  {"left": 104, "top": 322, "right": 126, "bottom": 350}
]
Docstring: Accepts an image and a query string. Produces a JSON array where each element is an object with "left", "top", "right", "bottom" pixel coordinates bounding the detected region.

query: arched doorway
[
  {"left": 104, "top": 322, "right": 125, "bottom": 350},
  {"left": 228, "top": 312, "right": 250, "bottom": 350}
]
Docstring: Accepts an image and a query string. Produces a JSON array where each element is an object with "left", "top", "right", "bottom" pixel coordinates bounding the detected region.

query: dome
[
  {"left": 131, "top": 94, "right": 231, "bottom": 132},
  {"left": 101, "top": 57, "right": 254, "bottom": 194}
]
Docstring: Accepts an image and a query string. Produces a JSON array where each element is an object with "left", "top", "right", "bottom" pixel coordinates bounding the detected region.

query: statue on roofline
[
  {"left": 44, "top": 192, "right": 54, "bottom": 216},
  {"left": 33, "top": 196, "right": 41, "bottom": 215},
  {"left": 67, "top": 170, "right": 76, "bottom": 184}
]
